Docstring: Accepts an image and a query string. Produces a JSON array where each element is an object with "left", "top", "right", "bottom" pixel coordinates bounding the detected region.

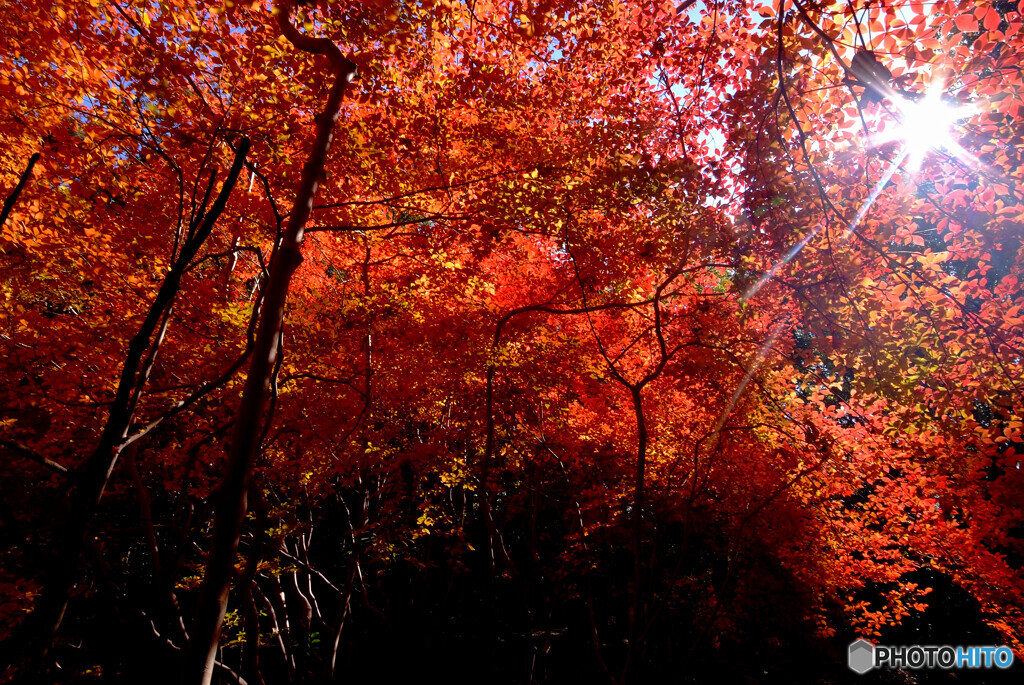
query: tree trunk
[{"left": 179, "top": 5, "right": 357, "bottom": 683}]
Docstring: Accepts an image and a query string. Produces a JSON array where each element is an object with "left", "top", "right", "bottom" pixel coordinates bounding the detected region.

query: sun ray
[
  {"left": 742, "top": 221, "right": 824, "bottom": 302},
  {"left": 840, "top": 148, "right": 908, "bottom": 244}
]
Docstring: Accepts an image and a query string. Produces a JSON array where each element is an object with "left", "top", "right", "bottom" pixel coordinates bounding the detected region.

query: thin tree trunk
[
  {"left": 179, "top": 4, "right": 357, "bottom": 683},
  {"left": 240, "top": 491, "right": 267, "bottom": 685},
  {"left": 622, "top": 385, "right": 648, "bottom": 684},
  {"left": 0, "top": 140, "right": 249, "bottom": 674}
]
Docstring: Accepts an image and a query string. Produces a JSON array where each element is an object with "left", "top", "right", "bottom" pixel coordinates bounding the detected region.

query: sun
[{"left": 880, "top": 84, "right": 977, "bottom": 172}]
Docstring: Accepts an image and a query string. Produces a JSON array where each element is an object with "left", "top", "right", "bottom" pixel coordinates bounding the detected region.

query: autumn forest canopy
[{"left": 2, "top": 0, "right": 1024, "bottom": 682}]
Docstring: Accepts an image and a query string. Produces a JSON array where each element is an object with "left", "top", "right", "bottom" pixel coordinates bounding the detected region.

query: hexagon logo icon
[{"left": 848, "top": 639, "right": 875, "bottom": 674}]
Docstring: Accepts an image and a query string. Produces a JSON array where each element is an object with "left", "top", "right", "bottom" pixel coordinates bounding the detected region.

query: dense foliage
[{"left": 1, "top": 0, "right": 1022, "bottom": 682}]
